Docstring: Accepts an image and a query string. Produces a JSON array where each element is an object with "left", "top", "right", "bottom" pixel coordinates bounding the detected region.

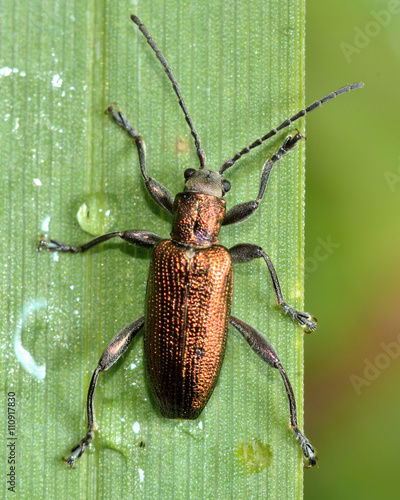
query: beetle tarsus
[
  {"left": 63, "top": 430, "right": 94, "bottom": 468},
  {"left": 106, "top": 105, "right": 139, "bottom": 139},
  {"left": 294, "top": 428, "right": 318, "bottom": 468},
  {"left": 281, "top": 303, "right": 317, "bottom": 333},
  {"left": 38, "top": 237, "right": 79, "bottom": 253}
]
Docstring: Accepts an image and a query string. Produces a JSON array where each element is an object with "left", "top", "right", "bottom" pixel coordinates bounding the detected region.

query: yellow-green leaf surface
[{"left": 1, "top": 0, "right": 306, "bottom": 498}]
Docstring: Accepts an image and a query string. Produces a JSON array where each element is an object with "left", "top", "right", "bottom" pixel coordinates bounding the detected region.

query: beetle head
[{"left": 183, "top": 168, "right": 231, "bottom": 198}]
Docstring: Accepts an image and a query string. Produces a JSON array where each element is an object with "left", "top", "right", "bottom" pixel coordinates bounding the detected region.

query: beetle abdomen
[{"left": 145, "top": 240, "right": 233, "bottom": 419}]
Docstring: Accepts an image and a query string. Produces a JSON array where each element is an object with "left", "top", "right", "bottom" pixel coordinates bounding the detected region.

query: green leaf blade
[{"left": 1, "top": 0, "right": 306, "bottom": 498}]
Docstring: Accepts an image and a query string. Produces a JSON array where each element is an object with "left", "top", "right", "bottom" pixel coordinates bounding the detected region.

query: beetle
[{"left": 39, "top": 14, "right": 363, "bottom": 468}]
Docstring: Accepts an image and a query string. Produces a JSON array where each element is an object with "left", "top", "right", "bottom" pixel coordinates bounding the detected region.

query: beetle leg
[
  {"left": 63, "top": 316, "right": 145, "bottom": 468},
  {"left": 229, "top": 243, "right": 317, "bottom": 332},
  {"left": 106, "top": 106, "right": 174, "bottom": 213},
  {"left": 222, "top": 132, "right": 304, "bottom": 226},
  {"left": 230, "top": 315, "right": 317, "bottom": 468},
  {"left": 38, "top": 229, "right": 163, "bottom": 253}
]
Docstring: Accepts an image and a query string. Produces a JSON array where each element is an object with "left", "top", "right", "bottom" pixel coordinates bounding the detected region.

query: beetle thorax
[{"left": 170, "top": 192, "right": 226, "bottom": 247}]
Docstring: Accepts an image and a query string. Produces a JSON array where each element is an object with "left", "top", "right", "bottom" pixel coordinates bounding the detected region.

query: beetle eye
[
  {"left": 184, "top": 168, "right": 196, "bottom": 180},
  {"left": 222, "top": 179, "right": 231, "bottom": 193}
]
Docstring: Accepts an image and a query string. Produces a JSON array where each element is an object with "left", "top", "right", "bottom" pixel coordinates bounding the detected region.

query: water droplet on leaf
[{"left": 77, "top": 193, "right": 118, "bottom": 236}]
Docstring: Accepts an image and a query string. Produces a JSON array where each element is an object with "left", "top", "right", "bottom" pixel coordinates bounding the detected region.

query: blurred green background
[{"left": 305, "top": 0, "right": 400, "bottom": 498}]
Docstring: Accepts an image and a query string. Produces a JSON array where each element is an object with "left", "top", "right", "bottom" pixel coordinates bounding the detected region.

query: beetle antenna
[
  {"left": 131, "top": 15, "right": 206, "bottom": 169},
  {"left": 219, "top": 82, "right": 364, "bottom": 174}
]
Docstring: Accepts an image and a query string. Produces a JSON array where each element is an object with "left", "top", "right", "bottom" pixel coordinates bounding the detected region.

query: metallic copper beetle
[{"left": 39, "top": 15, "right": 363, "bottom": 468}]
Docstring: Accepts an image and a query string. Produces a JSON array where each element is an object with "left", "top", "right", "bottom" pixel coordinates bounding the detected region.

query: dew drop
[{"left": 77, "top": 193, "right": 118, "bottom": 236}]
